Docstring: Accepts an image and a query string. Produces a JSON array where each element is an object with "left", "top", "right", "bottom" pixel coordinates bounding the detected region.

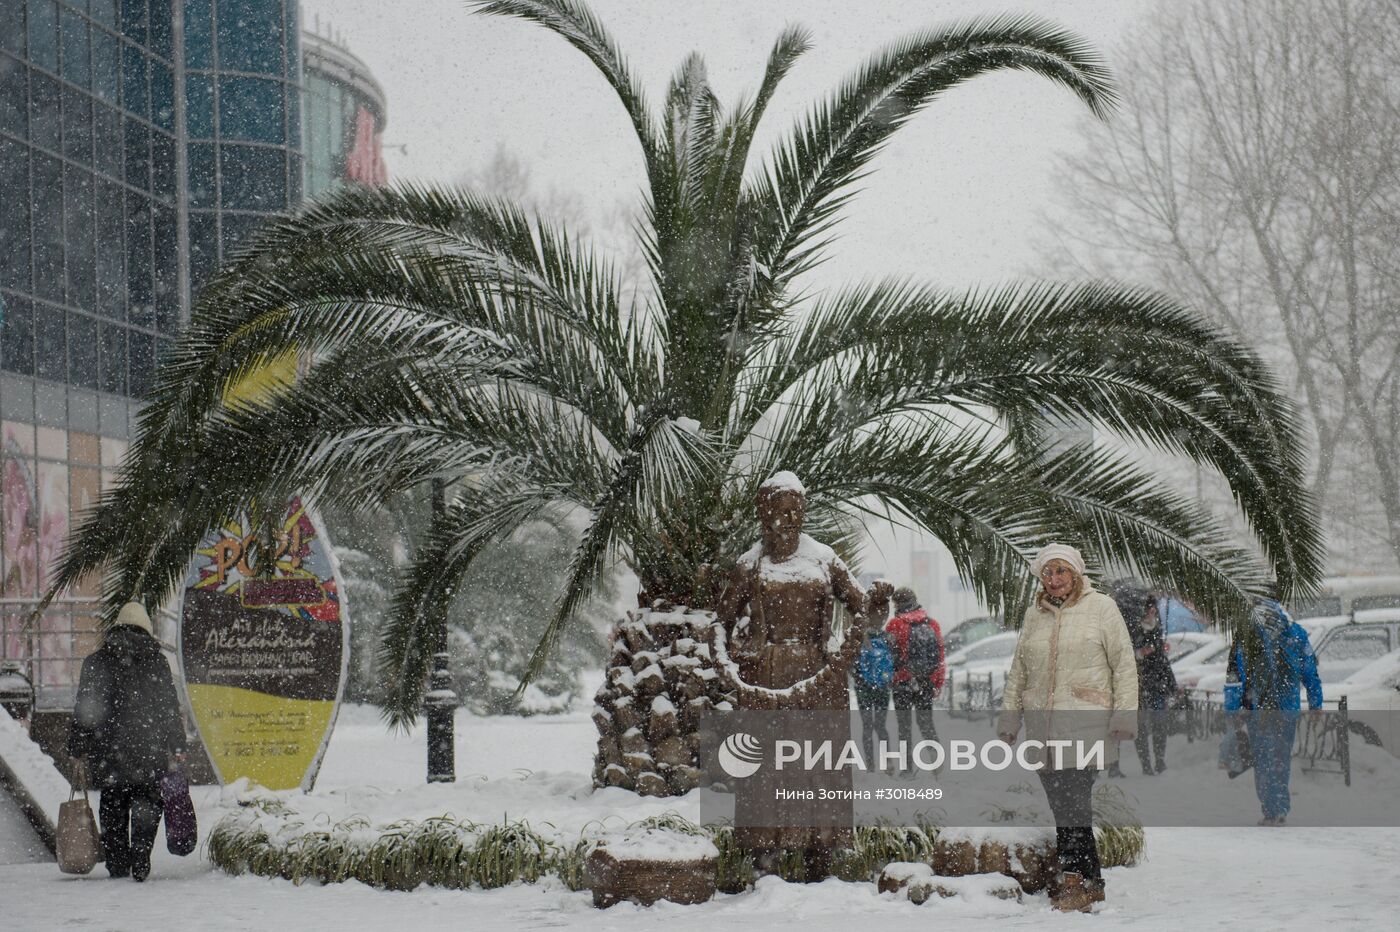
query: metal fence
[
  {"left": 937, "top": 670, "right": 998, "bottom": 721},
  {"left": 1183, "top": 689, "right": 1352, "bottom": 785}
]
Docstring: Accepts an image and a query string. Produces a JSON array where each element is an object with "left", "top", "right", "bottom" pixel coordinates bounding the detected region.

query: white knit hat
[
  {"left": 114, "top": 601, "right": 153, "bottom": 635},
  {"left": 1030, "top": 543, "right": 1087, "bottom": 579}
]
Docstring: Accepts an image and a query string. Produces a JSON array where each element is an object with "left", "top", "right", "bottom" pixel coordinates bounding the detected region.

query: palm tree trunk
[{"left": 425, "top": 479, "right": 458, "bottom": 782}]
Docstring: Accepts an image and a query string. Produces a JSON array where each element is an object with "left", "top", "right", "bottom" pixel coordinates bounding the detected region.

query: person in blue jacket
[
  {"left": 852, "top": 591, "right": 895, "bottom": 770},
  {"left": 1224, "top": 597, "right": 1323, "bottom": 825}
]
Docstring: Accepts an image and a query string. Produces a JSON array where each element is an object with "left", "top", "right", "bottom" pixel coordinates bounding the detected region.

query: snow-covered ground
[{"left": 3, "top": 704, "right": 1399, "bottom": 930}]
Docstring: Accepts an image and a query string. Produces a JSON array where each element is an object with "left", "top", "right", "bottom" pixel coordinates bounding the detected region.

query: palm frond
[
  {"left": 749, "top": 15, "right": 1117, "bottom": 311},
  {"left": 468, "top": 0, "right": 662, "bottom": 184},
  {"left": 734, "top": 280, "right": 1320, "bottom": 596}
]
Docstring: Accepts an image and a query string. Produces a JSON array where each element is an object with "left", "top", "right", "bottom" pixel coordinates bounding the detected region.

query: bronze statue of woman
[{"left": 714, "top": 472, "right": 891, "bottom": 877}]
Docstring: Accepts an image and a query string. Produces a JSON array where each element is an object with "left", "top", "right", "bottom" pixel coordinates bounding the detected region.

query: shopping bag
[
  {"left": 1218, "top": 724, "right": 1253, "bottom": 779},
  {"left": 161, "top": 770, "right": 197, "bottom": 856},
  {"left": 56, "top": 766, "right": 101, "bottom": 874}
]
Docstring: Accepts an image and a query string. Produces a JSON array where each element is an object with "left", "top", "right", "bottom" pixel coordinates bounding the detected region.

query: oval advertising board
[{"left": 177, "top": 498, "right": 348, "bottom": 791}]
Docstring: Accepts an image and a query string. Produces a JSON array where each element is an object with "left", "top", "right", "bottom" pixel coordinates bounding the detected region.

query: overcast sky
[
  {"left": 302, "top": 0, "right": 1153, "bottom": 286},
  {"left": 299, "top": 0, "right": 1157, "bottom": 617}
]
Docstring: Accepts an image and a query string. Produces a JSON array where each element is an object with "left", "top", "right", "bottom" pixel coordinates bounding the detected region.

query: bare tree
[{"left": 1045, "top": 0, "right": 1400, "bottom": 571}]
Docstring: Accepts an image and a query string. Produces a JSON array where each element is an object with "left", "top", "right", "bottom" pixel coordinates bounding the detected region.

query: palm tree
[{"left": 42, "top": 0, "right": 1320, "bottom": 726}]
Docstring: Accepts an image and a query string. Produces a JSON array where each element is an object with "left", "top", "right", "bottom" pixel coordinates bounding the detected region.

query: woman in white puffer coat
[{"left": 997, "top": 543, "right": 1138, "bottom": 913}]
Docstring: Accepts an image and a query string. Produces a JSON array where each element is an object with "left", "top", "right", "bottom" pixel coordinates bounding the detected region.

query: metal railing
[
  {"left": 0, "top": 598, "right": 104, "bottom": 712},
  {"left": 937, "top": 670, "right": 998, "bottom": 721},
  {"left": 1184, "top": 688, "right": 1351, "bottom": 785}
]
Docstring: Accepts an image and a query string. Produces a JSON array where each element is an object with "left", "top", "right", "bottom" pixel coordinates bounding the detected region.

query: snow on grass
[{"left": 4, "top": 705, "right": 1400, "bottom": 929}]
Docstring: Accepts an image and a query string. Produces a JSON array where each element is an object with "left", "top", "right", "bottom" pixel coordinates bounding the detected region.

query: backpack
[
  {"left": 857, "top": 636, "right": 895, "bottom": 688},
  {"left": 906, "top": 621, "right": 943, "bottom": 681}
]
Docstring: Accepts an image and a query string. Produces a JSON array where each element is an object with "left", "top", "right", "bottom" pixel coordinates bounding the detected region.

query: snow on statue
[{"left": 713, "top": 472, "right": 892, "bottom": 878}]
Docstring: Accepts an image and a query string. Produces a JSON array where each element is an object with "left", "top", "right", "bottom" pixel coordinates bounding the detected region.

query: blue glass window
[
  {"left": 122, "top": 45, "right": 147, "bottom": 118},
  {"left": 2, "top": 296, "right": 35, "bottom": 376},
  {"left": 217, "top": 0, "right": 284, "bottom": 76},
  {"left": 92, "top": 28, "right": 119, "bottom": 104},
  {"left": 34, "top": 302, "right": 66, "bottom": 382},
  {"left": 121, "top": 0, "right": 148, "bottom": 46},
  {"left": 1, "top": 3, "right": 24, "bottom": 57},
  {"left": 284, "top": 1, "right": 299, "bottom": 73},
  {"left": 31, "top": 152, "right": 64, "bottom": 303},
  {"left": 128, "top": 329, "right": 154, "bottom": 397},
  {"left": 98, "top": 322, "right": 126, "bottom": 394},
  {"left": 285, "top": 76, "right": 300, "bottom": 151},
  {"left": 151, "top": 60, "right": 173, "bottom": 130},
  {"left": 219, "top": 144, "right": 285, "bottom": 210},
  {"left": 68, "top": 311, "right": 99, "bottom": 390},
  {"left": 0, "top": 137, "right": 32, "bottom": 295},
  {"left": 62, "top": 85, "right": 93, "bottom": 163},
  {"left": 28, "top": 1, "right": 58, "bottom": 72},
  {"left": 29, "top": 69, "right": 61, "bottom": 151},
  {"left": 0, "top": 54, "right": 26, "bottom": 138},
  {"left": 94, "top": 102, "right": 122, "bottom": 178},
  {"left": 187, "top": 210, "right": 218, "bottom": 297},
  {"left": 60, "top": 7, "right": 90, "bottom": 87},
  {"left": 149, "top": 0, "right": 173, "bottom": 61},
  {"left": 184, "top": 0, "right": 213, "bottom": 69},
  {"left": 95, "top": 179, "right": 125, "bottom": 318},
  {"left": 64, "top": 165, "right": 96, "bottom": 310},
  {"left": 92, "top": 0, "right": 120, "bottom": 30},
  {"left": 151, "top": 131, "right": 176, "bottom": 202},
  {"left": 126, "top": 193, "right": 154, "bottom": 327},
  {"left": 218, "top": 75, "right": 283, "bottom": 143},
  {"left": 152, "top": 203, "right": 179, "bottom": 313},
  {"left": 123, "top": 116, "right": 149, "bottom": 189},
  {"left": 288, "top": 151, "right": 302, "bottom": 204},
  {"left": 185, "top": 73, "right": 213, "bottom": 137},
  {"left": 219, "top": 211, "right": 264, "bottom": 256},
  {"left": 187, "top": 142, "right": 215, "bottom": 207}
]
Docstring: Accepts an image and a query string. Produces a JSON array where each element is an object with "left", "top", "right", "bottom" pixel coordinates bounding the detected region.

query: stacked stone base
[{"left": 591, "top": 606, "right": 734, "bottom": 796}]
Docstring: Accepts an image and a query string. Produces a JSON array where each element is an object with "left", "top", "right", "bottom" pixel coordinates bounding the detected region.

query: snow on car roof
[
  {"left": 1352, "top": 607, "right": 1400, "bottom": 624},
  {"left": 1337, "top": 647, "right": 1400, "bottom": 689},
  {"left": 1299, "top": 615, "right": 1353, "bottom": 637},
  {"left": 945, "top": 630, "right": 1019, "bottom": 664}
]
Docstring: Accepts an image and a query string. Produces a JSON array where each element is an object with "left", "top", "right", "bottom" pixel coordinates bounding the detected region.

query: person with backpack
[
  {"left": 67, "top": 602, "right": 187, "bottom": 881},
  {"left": 885, "top": 587, "right": 945, "bottom": 761},
  {"left": 1225, "top": 597, "right": 1323, "bottom": 826},
  {"left": 852, "top": 582, "right": 895, "bottom": 769}
]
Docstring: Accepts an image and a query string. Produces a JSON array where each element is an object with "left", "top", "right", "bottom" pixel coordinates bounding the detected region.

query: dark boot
[{"left": 1051, "top": 873, "right": 1098, "bottom": 912}]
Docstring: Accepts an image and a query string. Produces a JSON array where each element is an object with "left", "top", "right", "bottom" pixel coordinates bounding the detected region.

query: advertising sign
[{"left": 178, "top": 499, "right": 348, "bottom": 791}]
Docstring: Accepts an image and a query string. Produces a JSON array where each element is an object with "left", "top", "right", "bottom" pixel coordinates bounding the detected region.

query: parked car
[
  {"left": 942, "top": 631, "right": 1019, "bottom": 710},
  {"left": 1166, "top": 632, "right": 1221, "bottom": 665},
  {"left": 1330, "top": 649, "right": 1400, "bottom": 757},
  {"left": 1288, "top": 576, "right": 1400, "bottom": 620},
  {"left": 942, "top": 615, "right": 1005, "bottom": 655},
  {"left": 1193, "top": 610, "right": 1400, "bottom": 695},
  {"left": 1170, "top": 635, "right": 1232, "bottom": 691}
]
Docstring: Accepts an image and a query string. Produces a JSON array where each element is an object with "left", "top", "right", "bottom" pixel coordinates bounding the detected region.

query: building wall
[
  {"left": 0, "top": 1, "right": 187, "bottom": 707},
  {"left": 0, "top": 1, "right": 397, "bottom": 712},
  {"left": 301, "top": 29, "right": 386, "bottom": 199},
  {"left": 0, "top": 0, "right": 305, "bottom": 710}
]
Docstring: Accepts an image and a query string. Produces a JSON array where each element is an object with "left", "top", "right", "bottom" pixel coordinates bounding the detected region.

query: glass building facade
[
  {"left": 183, "top": 0, "right": 303, "bottom": 296},
  {"left": 0, "top": 0, "right": 304, "bottom": 709},
  {"left": 301, "top": 28, "right": 386, "bottom": 199}
]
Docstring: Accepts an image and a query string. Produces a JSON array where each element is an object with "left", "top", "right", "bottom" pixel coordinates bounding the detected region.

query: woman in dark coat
[
  {"left": 67, "top": 602, "right": 186, "bottom": 881},
  {"left": 1109, "top": 581, "right": 1178, "bottom": 775}
]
